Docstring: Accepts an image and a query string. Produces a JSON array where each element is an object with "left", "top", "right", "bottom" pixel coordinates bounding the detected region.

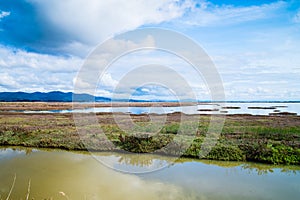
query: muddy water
[{"left": 0, "top": 147, "right": 299, "bottom": 200}]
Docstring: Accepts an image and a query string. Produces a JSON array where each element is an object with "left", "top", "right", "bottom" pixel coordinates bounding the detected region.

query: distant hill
[
  {"left": 0, "top": 91, "right": 111, "bottom": 102},
  {"left": 0, "top": 92, "right": 299, "bottom": 103},
  {"left": 0, "top": 91, "right": 182, "bottom": 102},
  {"left": 0, "top": 91, "right": 169, "bottom": 102}
]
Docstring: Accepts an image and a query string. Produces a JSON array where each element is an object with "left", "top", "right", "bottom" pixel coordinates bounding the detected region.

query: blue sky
[{"left": 0, "top": 0, "right": 299, "bottom": 100}]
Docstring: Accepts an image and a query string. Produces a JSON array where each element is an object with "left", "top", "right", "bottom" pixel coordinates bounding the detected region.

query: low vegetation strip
[{"left": 0, "top": 112, "right": 299, "bottom": 165}]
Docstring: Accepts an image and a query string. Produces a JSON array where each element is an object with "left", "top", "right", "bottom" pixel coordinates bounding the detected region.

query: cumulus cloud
[
  {"left": 0, "top": 0, "right": 192, "bottom": 56},
  {"left": 0, "top": 45, "right": 82, "bottom": 92},
  {"left": 0, "top": 72, "right": 20, "bottom": 89},
  {"left": 100, "top": 73, "right": 118, "bottom": 88},
  {"left": 0, "top": 45, "right": 82, "bottom": 72},
  {"left": 28, "top": 0, "right": 191, "bottom": 47}
]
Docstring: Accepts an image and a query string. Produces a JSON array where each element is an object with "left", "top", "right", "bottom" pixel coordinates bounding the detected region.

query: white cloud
[
  {"left": 0, "top": 73, "right": 20, "bottom": 90},
  {"left": 212, "top": 49, "right": 300, "bottom": 100},
  {"left": 88, "top": 46, "right": 211, "bottom": 100},
  {"left": 60, "top": 41, "right": 93, "bottom": 58},
  {"left": 0, "top": 11, "right": 10, "bottom": 20},
  {"left": 99, "top": 35, "right": 155, "bottom": 56},
  {"left": 29, "top": 0, "right": 191, "bottom": 45},
  {"left": 73, "top": 35, "right": 158, "bottom": 95},
  {"left": 0, "top": 45, "right": 82, "bottom": 72},
  {"left": 179, "top": 1, "right": 286, "bottom": 26},
  {"left": 0, "top": 45, "right": 82, "bottom": 92},
  {"left": 100, "top": 73, "right": 118, "bottom": 88}
]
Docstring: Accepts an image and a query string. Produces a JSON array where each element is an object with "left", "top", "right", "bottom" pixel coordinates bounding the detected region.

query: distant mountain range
[
  {"left": 0, "top": 91, "right": 167, "bottom": 102},
  {"left": 0, "top": 91, "right": 111, "bottom": 102}
]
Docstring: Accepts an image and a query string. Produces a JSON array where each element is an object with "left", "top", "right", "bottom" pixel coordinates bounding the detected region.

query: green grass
[{"left": 0, "top": 113, "right": 299, "bottom": 165}]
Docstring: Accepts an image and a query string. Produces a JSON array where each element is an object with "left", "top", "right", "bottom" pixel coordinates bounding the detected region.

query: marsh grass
[
  {"left": 0, "top": 113, "right": 299, "bottom": 164},
  {"left": 25, "top": 179, "right": 31, "bottom": 200},
  {"left": 5, "top": 174, "right": 16, "bottom": 200}
]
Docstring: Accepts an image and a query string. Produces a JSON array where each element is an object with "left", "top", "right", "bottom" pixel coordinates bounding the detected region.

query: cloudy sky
[{"left": 0, "top": 0, "right": 299, "bottom": 101}]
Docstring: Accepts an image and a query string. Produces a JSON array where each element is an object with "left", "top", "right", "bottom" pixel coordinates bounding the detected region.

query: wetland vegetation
[{"left": 0, "top": 102, "right": 299, "bottom": 165}]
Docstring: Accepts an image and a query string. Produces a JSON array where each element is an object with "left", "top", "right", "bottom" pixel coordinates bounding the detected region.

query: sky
[{"left": 0, "top": 0, "right": 299, "bottom": 101}]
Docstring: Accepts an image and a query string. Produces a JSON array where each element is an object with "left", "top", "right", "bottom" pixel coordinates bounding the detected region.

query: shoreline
[{"left": 2, "top": 145, "right": 300, "bottom": 172}]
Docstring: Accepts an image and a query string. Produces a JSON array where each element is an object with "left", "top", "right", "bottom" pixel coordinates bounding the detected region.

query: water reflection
[
  {"left": 0, "top": 147, "right": 300, "bottom": 200},
  {"left": 0, "top": 147, "right": 35, "bottom": 160},
  {"left": 0, "top": 147, "right": 184, "bottom": 200},
  {"left": 241, "top": 163, "right": 299, "bottom": 175},
  {"left": 195, "top": 160, "right": 300, "bottom": 175},
  {"left": 1, "top": 147, "right": 299, "bottom": 175}
]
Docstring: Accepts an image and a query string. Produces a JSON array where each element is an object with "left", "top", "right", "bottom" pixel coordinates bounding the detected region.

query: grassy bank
[{"left": 0, "top": 112, "right": 299, "bottom": 165}]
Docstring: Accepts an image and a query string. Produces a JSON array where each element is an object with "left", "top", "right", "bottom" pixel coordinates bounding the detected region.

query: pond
[
  {"left": 0, "top": 147, "right": 299, "bottom": 200},
  {"left": 20, "top": 102, "right": 300, "bottom": 115}
]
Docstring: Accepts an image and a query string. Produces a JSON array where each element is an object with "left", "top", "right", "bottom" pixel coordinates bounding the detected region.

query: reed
[{"left": 5, "top": 174, "right": 16, "bottom": 200}]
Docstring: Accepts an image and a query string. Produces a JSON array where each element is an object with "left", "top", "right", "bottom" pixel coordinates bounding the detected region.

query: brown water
[{"left": 0, "top": 147, "right": 299, "bottom": 200}]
